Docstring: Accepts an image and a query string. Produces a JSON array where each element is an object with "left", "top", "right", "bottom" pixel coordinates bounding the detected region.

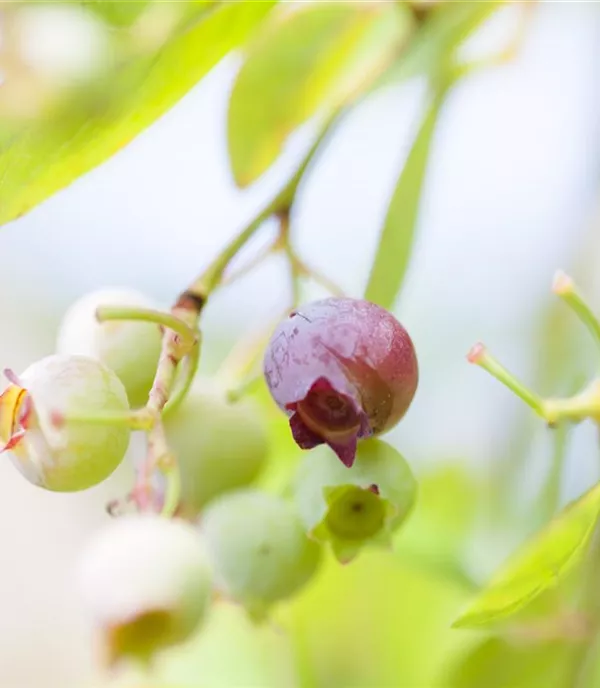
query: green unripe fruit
[
  {"left": 201, "top": 489, "right": 321, "bottom": 619},
  {"left": 0, "top": 354, "right": 130, "bottom": 491},
  {"left": 77, "top": 515, "right": 212, "bottom": 666},
  {"left": 56, "top": 288, "right": 163, "bottom": 408},
  {"left": 164, "top": 379, "right": 269, "bottom": 515},
  {"left": 294, "top": 438, "right": 417, "bottom": 563}
]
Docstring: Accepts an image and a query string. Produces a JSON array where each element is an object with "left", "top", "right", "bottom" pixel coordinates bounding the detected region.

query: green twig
[
  {"left": 160, "top": 458, "right": 181, "bottom": 519},
  {"left": 95, "top": 305, "right": 197, "bottom": 351},
  {"left": 553, "top": 270, "right": 600, "bottom": 355},
  {"left": 467, "top": 343, "right": 547, "bottom": 418},
  {"left": 163, "top": 336, "right": 201, "bottom": 418}
]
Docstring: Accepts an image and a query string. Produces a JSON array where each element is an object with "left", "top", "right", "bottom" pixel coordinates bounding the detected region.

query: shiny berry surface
[{"left": 263, "top": 298, "right": 418, "bottom": 467}]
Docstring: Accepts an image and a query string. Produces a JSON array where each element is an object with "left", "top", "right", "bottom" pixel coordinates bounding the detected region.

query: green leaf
[
  {"left": 447, "top": 637, "right": 576, "bottom": 688},
  {"left": 0, "top": 1, "right": 274, "bottom": 227},
  {"left": 452, "top": 480, "right": 600, "bottom": 629},
  {"left": 373, "top": 0, "right": 504, "bottom": 90},
  {"left": 228, "top": 2, "right": 413, "bottom": 187},
  {"left": 394, "top": 463, "right": 481, "bottom": 591},
  {"left": 80, "top": 0, "right": 151, "bottom": 27},
  {"left": 363, "top": 85, "right": 448, "bottom": 309}
]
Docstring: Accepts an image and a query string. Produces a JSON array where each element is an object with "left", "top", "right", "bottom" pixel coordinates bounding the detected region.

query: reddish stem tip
[
  {"left": 49, "top": 410, "right": 65, "bottom": 429},
  {"left": 467, "top": 342, "right": 486, "bottom": 364},
  {"left": 552, "top": 269, "right": 573, "bottom": 295}
]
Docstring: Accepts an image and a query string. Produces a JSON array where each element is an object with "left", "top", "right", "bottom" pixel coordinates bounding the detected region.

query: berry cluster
[{"left": 0, "top": 290, "right": 418, "bottom": 671}]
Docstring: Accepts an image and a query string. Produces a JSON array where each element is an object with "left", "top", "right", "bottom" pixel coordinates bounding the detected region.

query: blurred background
[{"left": 1, "top": 1, "right": 600, "bottom": 686}]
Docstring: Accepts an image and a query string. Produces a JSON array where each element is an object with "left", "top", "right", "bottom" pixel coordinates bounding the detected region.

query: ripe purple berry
[{"left": 263, "top": 298, "right": 418, "bottom": 467}]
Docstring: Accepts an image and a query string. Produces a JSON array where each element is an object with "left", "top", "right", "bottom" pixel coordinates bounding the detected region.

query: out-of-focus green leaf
[
  {"left": 363, "top": 85, "right": 448, "bottom": 309},
  {"left": 157, "top": 602, "right": 296, "bottom": 688},
  {"left": 80, "top": 0, "right": 150, "bottom": 27},
  {"left": 447, "top": 637, "right": 577, "bottom": 688},
  {"left": 453, "top": 481, "right": 600, "bottom": 629},
  {"left": 374, "top": 0, "right": 504, "bottom": 90},
  {"left": 228, "top": 2, "right": 413, "bottom": 187},
  {"left": 283, "top": 550, "right": 469, "bottom": 688},
  {"left": 394, "top": 463, "right": 481, "bottom": 591},
  {"left": 0, "top": 1, "right": 274, "bottom": 226}
]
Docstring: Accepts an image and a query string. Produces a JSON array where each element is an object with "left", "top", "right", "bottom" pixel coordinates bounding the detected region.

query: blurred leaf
[
  {"left": 228, "top": 2, "right": 413, "bottom": 187},
  {"left": 157, "top": 602, "right": 296, "bottom": 688},
  {"left": 447, "top": 637, "right": 577, "bottom": 688},
  {"left": 364, "top": 85, "right": 448, "bottom": 309},
  {"left": 0, "top": 1, "right": 275, "bottom": 226},
  {"left": 80, "top": 0, "right": 151, "bottom": 26},
  {"left": 453, "top": 481, "right": 600, "bottom": 629},
  {"left": 395, "top": 462, "right": 482, "bottom": 591},
  {"left": 374, "top": 0, "right": 504, "bottom": 90},
  {"left": 283, "top": 550, "right": 469, "bottom": 688}
]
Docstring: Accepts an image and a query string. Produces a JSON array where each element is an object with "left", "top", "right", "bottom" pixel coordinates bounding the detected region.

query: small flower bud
[
  {"left": 201, "top": 489, "right": 321, "bottom": 620},
  {"left": 263, "top": 298, "right": 418, "bottom": 467},
  {"left": 164, "top": 379, "right": 268, "bottom": 516},
  {"left": 77, "top": 514, "right": 212, "bottom": 666},
  {"left": 56, "top": 288, "right": 163, "bottom": 408},
  {"left": 0, "top": 354, "right": 130, "bottom": 491},
  {"left": 294, "top": 438, "right": 417, "bottom": 563}
]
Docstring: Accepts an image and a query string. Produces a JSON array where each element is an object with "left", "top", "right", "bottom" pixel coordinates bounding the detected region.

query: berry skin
[
  {"left": 294, "top": 438, "right": 417, "bottom": 563},
  {"left": 263, "top": 297, "right": 418, "bottom": 467},
  {"left": 201, "top": 489, "right": 321, "bottom": 620},
  {"left": 0, "top": 354, "right": 130, "bottom": 491},
  {"left": 56, "top": 288, "right": 163, "bottom": 408},
  {"left": 164, "top": 379, "right": 268, "bottom": 516},
  {"left": 77, "top": 514, "right": 212, "bottom": 666}
]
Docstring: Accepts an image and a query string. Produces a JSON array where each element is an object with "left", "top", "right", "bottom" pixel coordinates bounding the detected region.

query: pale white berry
[
  {"left": 77, "top": 515, "right": 213, "bottom": 664},
  {"left": 0, "top": 354, "right": 130, "bottom": 491},
  {"left": 164, "top": 378, "right": 269, "bottom": 515},
  {"left": 56, "top": 288, "right": 163, "bottom": 408}
]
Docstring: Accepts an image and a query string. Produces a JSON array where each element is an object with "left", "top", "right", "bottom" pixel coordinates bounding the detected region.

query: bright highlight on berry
[
  {"left": 294, "top": 438, "right": 417, "bottom": 563},
  {"left": 77, "top": 514, "right": 212, "bottom": 667},
  {"left": 0, "top": 354, "right": 130, "bottom": 491},
  {"left": 263, "top": 297, "right": 418, "bottom": 467},
  {"left": 201, "top": 489, "right": 321, "bottom": 620}
]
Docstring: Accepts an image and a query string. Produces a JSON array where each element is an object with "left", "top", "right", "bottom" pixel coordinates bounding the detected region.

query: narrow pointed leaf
[
  {"left": 0, "top": 1, "right": 274, "bottom": 226},
  {"left": 228, "top": 2, "right": 413, "bottom": 187},
  {"left": 364, "top": 86, "right": 448, "bottom": 309},
  {"left": 452, "top": 480, "right": 600, "bottom": 629}
]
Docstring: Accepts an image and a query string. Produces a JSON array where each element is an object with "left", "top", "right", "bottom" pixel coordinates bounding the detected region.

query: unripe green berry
[
  {"left": 164, "top": 379, "right": 269, "bottom": 515},
  {"left": 201, "top": 489, "right": 321, "bottom": 620},
  {"left": 0, "top": 354, "right": 130, "bottom": 491},
  {"left": 56, "top": 288, "right": 163, "bottom": 408},
  {"left": 294, "top": 438, "right": 417, "bottom": 563},
  {"left": 77, "top": 514, "right": 212, "bottom": 665}
]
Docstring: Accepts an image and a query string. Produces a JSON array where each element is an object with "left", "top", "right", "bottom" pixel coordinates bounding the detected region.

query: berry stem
[
  {"left": 220, "top": 240, "right": 278, "bottom": 288},
  {"left": 468, "top": 344, "right": 600, "bottom": 425},
  {"left": 181, "top": 106, "right": 345, "bottom": 308},
  {"left": 50, "top": 408, "right": 153, "bottom": 431},
  {"left": 467, "top": 343, "right": 547, "bottom": 418},
  {"left": 95, "top": 305, "right": 197, "bottom": 352},
  {"left": 163, "top": 337, "right": 201, "bottom": 418},
  {"left": 553, "top": 270, "right": 600, "bottom": 354},
  {"left": 159, "top": 453, "right": 181, "bottom": 518}
]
